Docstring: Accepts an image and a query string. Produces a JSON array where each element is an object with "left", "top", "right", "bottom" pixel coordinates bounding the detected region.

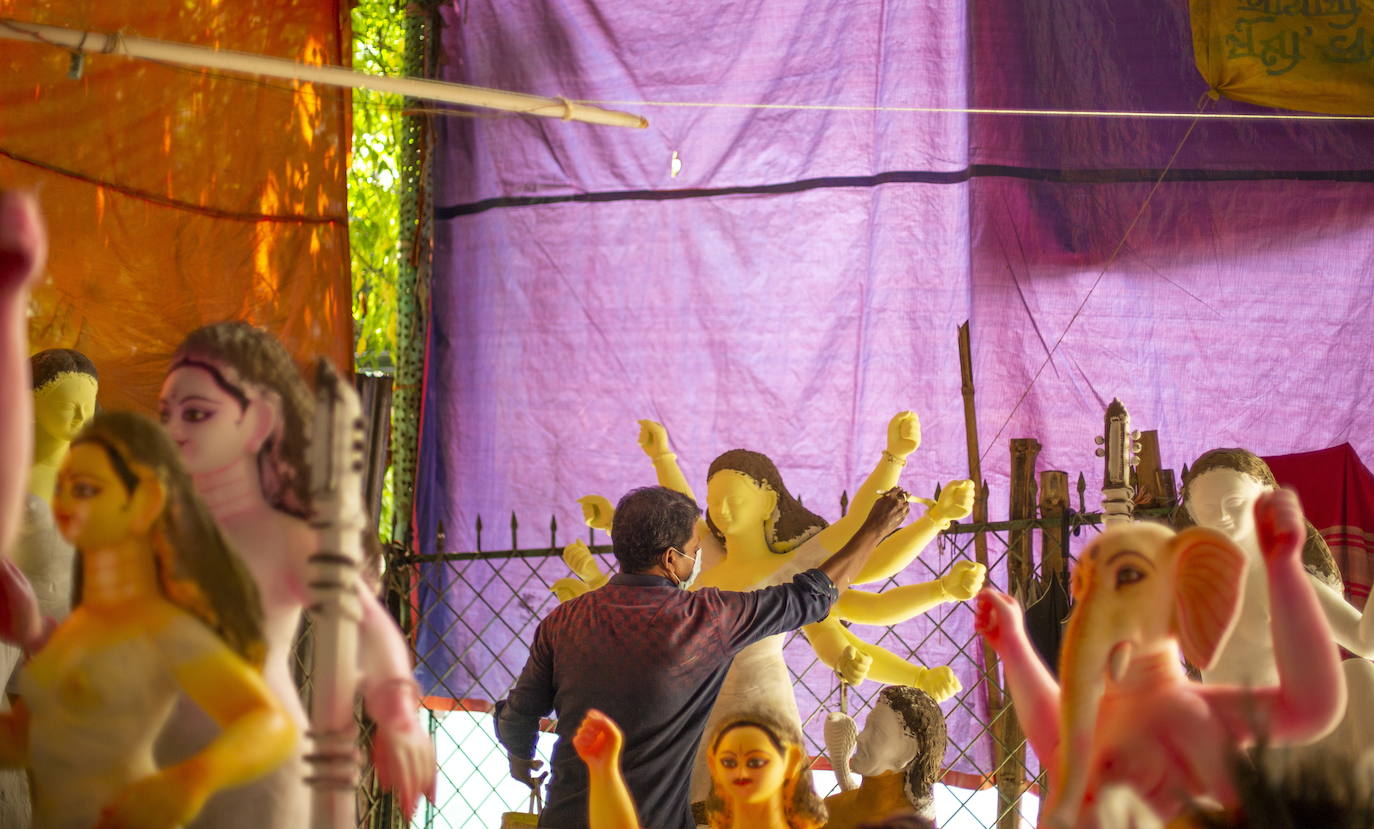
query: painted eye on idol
[
  {"left": 745, "top": 756, "right": 769, "bottom": 769},
  {"left": 1115, "top": 566, "right": 1144, "bottom": 588},
  {"left": 719, "top": 756, "right": 737, "bottom": 769}
]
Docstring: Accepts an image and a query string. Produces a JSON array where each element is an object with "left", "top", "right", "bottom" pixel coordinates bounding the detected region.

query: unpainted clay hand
[
  {"left": 368, "top": 681, "right": 438, "bottom": 819},
  {"left": 563, "top": 540, "right": 605, "bottom": 583},
  {"left": 578, "top": 495, "right": 614, "bottom": 533},
  {"left": 95, "top": 765, "right": 205, "bottom": 829},
  {"left": 573, "top": 708, "right": 624, "bottom": 773},
  {"left": 929, "top": 479, "right": 976, "bottom": 523},
  {"left": 940, "top": 560, "right": 987, "bottom": 602},
  {"left": 886, "top": 411, "right": 922, "bottom": 458},
  {"left": 862, "top": 488, "right": 911, "bottom": 538},
  {"left": 973, "top": 588, "right": 1026, "bottom": 656},
  {"left": 636, "top": 420, "right": 671, "bottom": 459},
  {"left": 916, "top": 665, "right": 961, "bottom": 701},
  {"left": 836, "top": 644, "right": 873, "bottom": 686},
  {"left": 1255, "top": 488, "right": 1305, "bottom": 566}
]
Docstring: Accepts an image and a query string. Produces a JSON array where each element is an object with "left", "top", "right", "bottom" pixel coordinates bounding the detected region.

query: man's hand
[
  {"left": 886, "top": 411, "right": 921, "bottom": 458},
  {"left": 636, "top": 420, "right": 672, "bottom": 459},
  {"left": 940, "top": 561, "right": 987, "bottom": 602},
  {"left": 860, "top": 488, "right": 911, "bottom": 539},
  {"left": 578, "top": 495, "right": 614, "bottom": 533},
  {"left": 835, "top": 644, "right": 873, "bottom": 686},
  {"left": 1256, "top": 488, "right": 1305, "bottom": 566},
  {"left": 508, "top": 753, "right": 547, "bottom": 791}
]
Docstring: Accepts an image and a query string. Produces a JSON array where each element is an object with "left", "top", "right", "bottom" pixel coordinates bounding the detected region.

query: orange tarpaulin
[
  {"left": 0, "top": 2, "right": 352, "bottom": 412},
  {"left": 1191, "top": 0, "right": 1374, "bottom": 115}
]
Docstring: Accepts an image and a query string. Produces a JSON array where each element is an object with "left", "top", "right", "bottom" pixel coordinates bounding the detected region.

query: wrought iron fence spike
[
  {"left": 511, "top": 511, "right": 519, "bottom": 553},
  {"left": 475, "top": 513, "right": 483, "bottom": 553}
]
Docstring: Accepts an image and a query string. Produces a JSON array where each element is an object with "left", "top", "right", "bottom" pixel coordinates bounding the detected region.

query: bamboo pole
[
  {"left": 956, "top": 323, "right": 1010, "bottom": 807},
  {"left": 999, "top": 438, "right": 1039, "bottom": 829},
  {"left": 0, "top": 18, "right": 649, "bottom": 129}
]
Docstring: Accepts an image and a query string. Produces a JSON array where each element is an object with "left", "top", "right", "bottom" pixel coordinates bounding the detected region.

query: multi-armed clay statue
[
  {"left": 574, "top": 708, "right": 827, "bottom": 829},
  {"left": 555, "top": 414, "right": 980, "bottom": 801},
  {"left": 0, "top": 411, "right": 297, "bottom": 829},
  {"left": 823, "top": 684, "right": 947, "bottom": 827},
  {"left": 156, "top": 322, "right": 435, "bottom": 828},
  {"left": 975, "top": 490, "right": 1344, "bottom": 828},
  {"left": 1182, "top": 448, "right": 1374, "bottom": 767}
]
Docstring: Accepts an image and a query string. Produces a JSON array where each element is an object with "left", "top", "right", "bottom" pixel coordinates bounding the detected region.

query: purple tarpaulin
[{"left": 414, "top": 0, "right": 1374, "bottom": 780}]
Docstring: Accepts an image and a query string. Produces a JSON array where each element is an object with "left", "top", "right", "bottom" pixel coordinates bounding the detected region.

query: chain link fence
[{"left": 380, "top": 496, "right": 1174, "bottom": 829}]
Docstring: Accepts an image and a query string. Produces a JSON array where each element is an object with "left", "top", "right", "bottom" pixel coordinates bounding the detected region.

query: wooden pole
[
  {"left": 957, "top": 323, "right": 1015, "bottom": 818},
  {"left": 998, "top": 438, "right": 1039, "bottom": 829},
  {"left": 0, "top": 18, "right": 649, "bottom": 129}
]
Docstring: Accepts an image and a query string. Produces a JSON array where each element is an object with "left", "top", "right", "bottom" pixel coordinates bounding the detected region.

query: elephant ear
[{"left": 1171, "top": 527, "right": 1248, "bottom": 671}]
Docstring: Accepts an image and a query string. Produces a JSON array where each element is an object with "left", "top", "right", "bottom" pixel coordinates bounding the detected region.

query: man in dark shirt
[{"left": 495, "top": 484, "right": 909, "bottom": 829}]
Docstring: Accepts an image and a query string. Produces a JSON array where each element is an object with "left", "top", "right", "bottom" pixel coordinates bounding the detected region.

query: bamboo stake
[
  {"left": 957, "top": 323, "right": 1008, "bottom": 801},
  {"left": 0, "top": 18, "right": 649, "bottom": 129}
]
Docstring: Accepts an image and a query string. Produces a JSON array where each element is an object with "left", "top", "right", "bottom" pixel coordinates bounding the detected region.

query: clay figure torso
[
  {"left": 155, "top": 509, "right": 310, "bottom": 829},
  {"left": 21, "top": 610, "right": 222, "bottom": 829},
  {"left": 689, "top": 534, "right": 830, "bottom": 803}
]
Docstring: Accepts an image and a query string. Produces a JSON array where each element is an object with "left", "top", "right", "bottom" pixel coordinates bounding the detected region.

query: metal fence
[{"left": 373, "top": 489, "right": 1183, "bottom": 829}]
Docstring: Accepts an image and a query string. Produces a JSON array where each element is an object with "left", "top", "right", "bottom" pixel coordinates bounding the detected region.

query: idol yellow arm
[
  {"left": 834, "top": 581, "right": 950, "bottom": 626},
  {"left": 586, "top": 756, "right": 640, "bottom": 829},
  {"left": 574, "top": 710, "right": 641, "bottom": 829},
  {"left": 637, "top": 421, "right": 697, "bottom": 502},
  {"left": 801, "top": 616, "right": 961, "bottom": 699},
  {"left": 852, "top": 481, "right": 975, "bottom": 586},
  {"left": 814, "top": 411, "right": 921, "bottom": 554},
  {"left": 0, "top": 703, "right": 28, "bottom": 768},
  {"left": 166, "top": 648, "right": 297, "bottom": 810}
]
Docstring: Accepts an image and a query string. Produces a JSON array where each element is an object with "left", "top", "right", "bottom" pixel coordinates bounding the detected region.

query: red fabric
[{"left": 1264, "top": 444, "right": 1374, "bottom": 608}]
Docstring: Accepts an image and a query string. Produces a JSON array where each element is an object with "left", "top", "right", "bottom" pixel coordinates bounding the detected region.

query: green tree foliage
[
  {"left": 350, "top": 0, "right": 404, "bottom": 373},
  {"left": 350, "top": 0, "right": 404, "bottom": 540}
]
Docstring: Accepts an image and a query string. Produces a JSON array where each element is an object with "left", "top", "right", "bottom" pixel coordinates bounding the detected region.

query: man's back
[{"left": 499, "top": 570, "right": 836, "bottom": 829}]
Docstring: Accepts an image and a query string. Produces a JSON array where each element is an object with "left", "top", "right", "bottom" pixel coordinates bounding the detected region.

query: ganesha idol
[{"left": 976, "top": 489, "right": 1344, "bottom": 828}]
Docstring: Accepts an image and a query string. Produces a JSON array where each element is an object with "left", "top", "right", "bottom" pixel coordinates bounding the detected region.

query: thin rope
[
  {"left": 976, "top": 92, "right": 1214, "bottom": 465},
  {"left": 570, "top": 97, "right": 1374, "bottom": 121}
]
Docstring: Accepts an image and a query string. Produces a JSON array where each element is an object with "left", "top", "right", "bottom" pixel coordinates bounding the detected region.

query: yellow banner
[{"left": 1191, "top": 0, "right": 1374, "bottom": 115}]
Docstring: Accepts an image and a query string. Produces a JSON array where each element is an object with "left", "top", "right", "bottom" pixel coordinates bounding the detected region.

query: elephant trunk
[{"left": 1042, "top": 583, "right": 1126, "bottom": 828}]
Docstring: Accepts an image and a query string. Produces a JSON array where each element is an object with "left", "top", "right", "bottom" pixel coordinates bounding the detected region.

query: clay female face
[
  {"left": 851, "top": 698, "right": 919, "bottom": 776},
  {"left": 158, "top": 362, "right": 266, "bottom": 476},
  {"left": 1186, "top": 468, "right": 1269, "bottom": 543},
  {"left": 710, "top": 724, "right": 793, "bottom": 806},
  {"left": 34, "top": 373, "right": 98, "bottom": 444},
  {"left": 706, "top": 471, "right": 778, "bottom": 536},
  {"left": 51, "top": 442, "right": 140, "bottom": 549}
]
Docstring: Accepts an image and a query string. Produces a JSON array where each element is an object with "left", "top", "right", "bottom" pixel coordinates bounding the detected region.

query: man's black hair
[{"left": 611, "top": 486, "right": 700, "bottom": 574}]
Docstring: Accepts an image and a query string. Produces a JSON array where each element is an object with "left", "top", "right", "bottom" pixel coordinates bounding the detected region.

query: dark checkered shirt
[{"left": 495, "top": 568, "right": 838, "bottom": 829}]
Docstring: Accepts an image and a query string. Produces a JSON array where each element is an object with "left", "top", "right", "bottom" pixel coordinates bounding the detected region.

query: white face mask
[{"left": 671, "top": 547, "right": 702, "bottom": 590}]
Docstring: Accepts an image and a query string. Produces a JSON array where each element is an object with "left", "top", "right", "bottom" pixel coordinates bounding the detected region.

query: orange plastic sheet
[
  {"left": 1191, "top": 0, "right": 1374, "bottom": 115},
  {"left": 0, "top": 1, "right": 352, "bottom": 412}
]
